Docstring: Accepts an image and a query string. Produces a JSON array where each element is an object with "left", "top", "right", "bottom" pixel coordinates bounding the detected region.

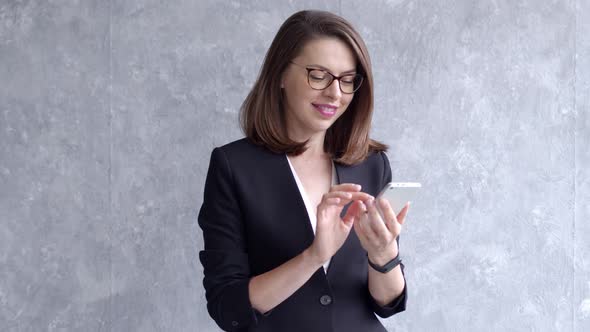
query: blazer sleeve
[
  {"left": 368, "top": 151, "right": 408, "bottom": 318},
  {"left": 198, "top": 147, "right": 259, "bottom": 331}
]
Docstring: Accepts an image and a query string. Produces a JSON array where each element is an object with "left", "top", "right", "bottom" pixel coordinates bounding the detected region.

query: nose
[{"left": 323, "top": 78, "right": 342, "bottom": 99}]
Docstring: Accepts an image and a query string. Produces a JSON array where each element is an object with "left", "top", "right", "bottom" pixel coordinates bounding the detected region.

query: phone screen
[{"left": 376, "top": 182, "right": 421, "bottom": 216}]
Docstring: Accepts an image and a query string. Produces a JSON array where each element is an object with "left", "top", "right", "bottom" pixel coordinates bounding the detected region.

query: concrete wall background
[{"left": 1, "top": 0, "right": 588, "bottom": 331}]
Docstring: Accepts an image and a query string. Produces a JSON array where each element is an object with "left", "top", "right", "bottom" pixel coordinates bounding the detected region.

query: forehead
[{"left": 295, "top": 37, "right": 357, "bottom": 73}]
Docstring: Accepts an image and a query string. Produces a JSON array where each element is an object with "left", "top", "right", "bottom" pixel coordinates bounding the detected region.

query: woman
[{"left": 199, "top": 10, "right": 410, "bottom": 332}]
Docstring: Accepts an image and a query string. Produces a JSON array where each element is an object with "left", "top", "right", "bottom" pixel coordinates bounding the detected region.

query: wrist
[
  {"left": 302, "top": 247, "right": 326, "bottom": 270},
  {"left": 367, "top": 245, "right": 399, "bottom": 266}
]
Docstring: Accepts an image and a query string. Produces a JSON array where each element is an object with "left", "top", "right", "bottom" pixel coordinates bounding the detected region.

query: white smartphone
[{"left": 375, "top": 182, "right": 421, "bottom": 217}]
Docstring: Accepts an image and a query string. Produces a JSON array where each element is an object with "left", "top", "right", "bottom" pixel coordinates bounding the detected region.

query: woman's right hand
[{"left": 306, "top": 183, "right": 372, "bottom": 266}]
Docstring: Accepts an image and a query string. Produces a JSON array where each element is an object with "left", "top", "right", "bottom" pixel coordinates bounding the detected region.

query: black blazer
[{"left": 199, "top": 138, "right": 407, "bottom": 332}]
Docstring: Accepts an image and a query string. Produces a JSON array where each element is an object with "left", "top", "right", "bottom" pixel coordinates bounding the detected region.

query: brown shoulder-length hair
[{"left": 239, "top": 10, "right": 387, "bottom": 165}]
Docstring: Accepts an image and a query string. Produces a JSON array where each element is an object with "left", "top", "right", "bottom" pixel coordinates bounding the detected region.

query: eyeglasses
[{"left": 289, "top": 61, "right": 364, "bottom": 94}]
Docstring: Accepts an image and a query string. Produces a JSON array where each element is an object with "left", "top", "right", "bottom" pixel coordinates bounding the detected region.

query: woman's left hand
[{"left": 353, "top": 197, "right": 410, "bottom": 265}]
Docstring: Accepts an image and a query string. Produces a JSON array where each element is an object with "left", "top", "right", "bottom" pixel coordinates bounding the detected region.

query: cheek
[
  {"left": 284, "top": 81, "right": 314, "bottom": 104},
  {"left": 341, "top": 95, "right": 354, "bottom": 109}
]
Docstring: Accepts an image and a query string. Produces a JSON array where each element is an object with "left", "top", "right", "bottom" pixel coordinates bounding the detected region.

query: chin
[{"left": 315, "top": 119, "right": 339, "bottom": 132}]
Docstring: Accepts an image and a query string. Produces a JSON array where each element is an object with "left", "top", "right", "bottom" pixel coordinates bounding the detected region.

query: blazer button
[
  {"left": 319, "top": 295, "right": 332, "bottom": 306},
  {"left": 231, "top": 321, "right": 239, "bottom": 327}
]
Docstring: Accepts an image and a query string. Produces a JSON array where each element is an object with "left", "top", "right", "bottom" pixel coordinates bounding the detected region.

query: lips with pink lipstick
[{"left": 312, "top": 103, "right": 338, "bottom": 118}]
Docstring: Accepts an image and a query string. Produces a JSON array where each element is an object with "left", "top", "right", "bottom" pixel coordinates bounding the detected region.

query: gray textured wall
[{"left": 0, "top": 0, "right": 588, "bottom": 331}]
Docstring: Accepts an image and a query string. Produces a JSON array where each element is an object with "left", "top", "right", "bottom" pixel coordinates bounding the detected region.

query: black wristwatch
[{"left": 367, "top": 252, "right": 402, "bottom": 273}]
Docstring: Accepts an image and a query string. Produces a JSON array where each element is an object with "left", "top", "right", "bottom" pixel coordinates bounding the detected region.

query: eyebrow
[{"left": 307, "top": 64, "right": 357, "bottom": 75}]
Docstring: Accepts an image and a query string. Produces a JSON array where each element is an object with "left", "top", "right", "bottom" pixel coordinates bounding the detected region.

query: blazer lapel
[{"left": 276, "top": 153, "right": 316, "bottom": 247}]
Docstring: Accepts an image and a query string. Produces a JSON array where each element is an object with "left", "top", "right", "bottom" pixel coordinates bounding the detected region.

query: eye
[
  {"left": 309, "top": 70, "right": 328, "bottom": 81},
  {"left": 340, "top": 75, "right": 355, "bottom": 85}
]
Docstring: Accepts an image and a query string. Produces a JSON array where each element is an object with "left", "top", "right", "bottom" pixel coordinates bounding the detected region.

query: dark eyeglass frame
[{"left": 289, "top": 61, "right": 364, "bottom": 94}]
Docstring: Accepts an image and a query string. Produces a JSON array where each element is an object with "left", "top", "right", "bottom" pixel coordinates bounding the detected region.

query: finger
[
  {"left": 358, "top": 201, "right": 378, "bottom": 239},
  {"left": 395, "top": 202, "right": 411, "bottom": 226},
  {"left": 330, "top": 183, "right": 362, "bottom": 193},
  {"left": 377, "top": 198, "right": 399, "bottom": 234},
  {"left": 365, "top": 198, "right": 389, "bottom": 236},
  {"left": 324, "top": 197, "right": 341, "bottom": 205},
  {"left": 321, "top": 192, "right": 355, "bottom": 208},
  {"left": 353, "top": 213, "right": 367, "bottom": 240},
  {"left": 343, "top": 200, "right": 363, "bottom": 220},
  {"left": 323, "top": 191, "right": 353, "bottom": 201},
  {"left": 321, "top": 197, "right": 357, "bottom": 210},
  {"left": 343, "top": 200, "right": 362, "bottom": 225},
  {"left": 323, "top": 191, "right": 372, "bottom": 207},
  {"left": 349, "top": 192, "right": 373, "bottom": 201}
]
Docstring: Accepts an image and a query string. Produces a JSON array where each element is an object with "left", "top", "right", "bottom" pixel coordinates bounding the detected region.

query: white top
[{"left": 286, "top": 155, "right": 338, "bottom": 273}]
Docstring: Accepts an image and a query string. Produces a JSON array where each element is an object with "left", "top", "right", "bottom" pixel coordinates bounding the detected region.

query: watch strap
[{"left": 368, "top": 253, "right": 402, "bottom": 273}]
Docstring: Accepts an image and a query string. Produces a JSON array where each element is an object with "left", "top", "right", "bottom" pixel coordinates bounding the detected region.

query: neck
[
  {"left": 285, "top": 120, "right": 329, "bottom": 153},
  {"left": 287, "top": 132, "right": 331, "bottom": 162},
  {"left": 303, "top": 134, "right": 327, "bottom": 156}
]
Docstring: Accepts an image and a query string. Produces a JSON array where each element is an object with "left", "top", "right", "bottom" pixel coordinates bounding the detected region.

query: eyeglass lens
[{"left": 307, "top": 69, "right": 363, "bottom": 94}]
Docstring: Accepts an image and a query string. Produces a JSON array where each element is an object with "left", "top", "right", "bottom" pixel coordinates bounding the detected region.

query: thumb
[
  {"left": 342, "top": 214, "right": 355, "bottom": 227},
  {"left": 396, "top": 202, "right": 411, "bottom": 225},
  {"left": 342, "top": 201, "right": 362, "bottom": 227},
  {"left": 344, "top": 200, "right": 362, "bottom": 219}
]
